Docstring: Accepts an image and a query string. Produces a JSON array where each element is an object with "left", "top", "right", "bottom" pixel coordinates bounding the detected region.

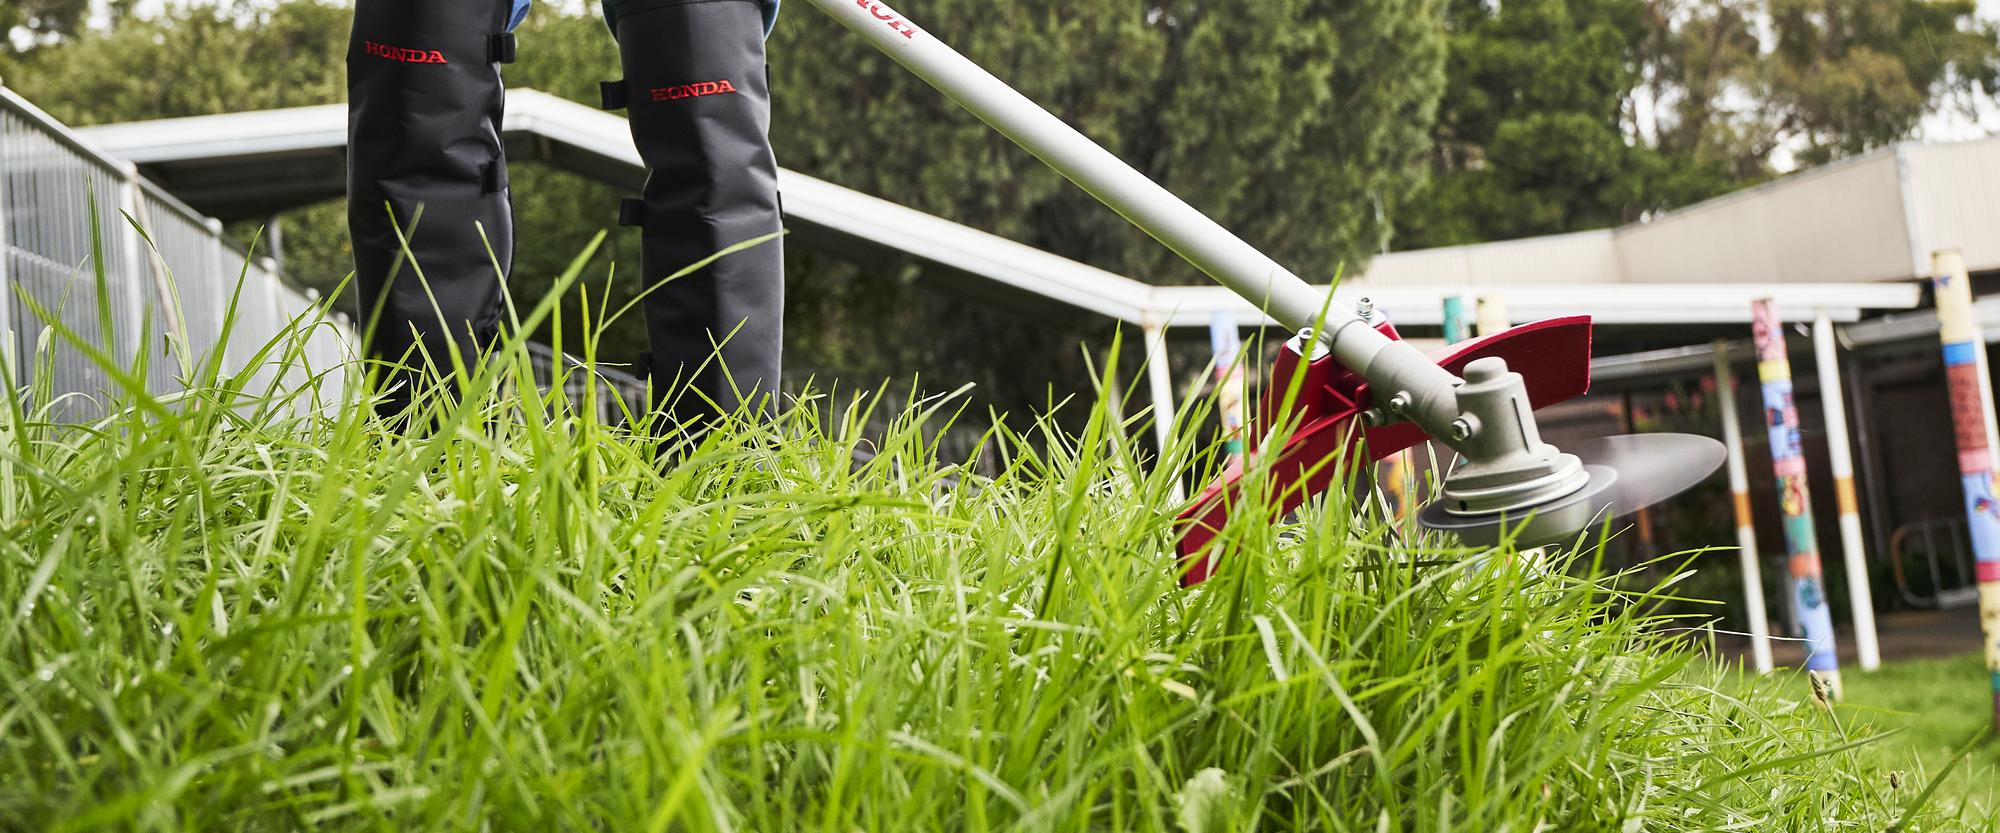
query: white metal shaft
[
  {"left": 805, "top": 0, "right": 1476, "bottom": 444},
  {"left": 1715, "top": 340, "right": 1774, "bottom": 673},
  {"left": 804, "top": 0, "right": 1347, "bottom": 337},
  {"left": 1813, "top": 312, "right": 1880, "bottom": 670}
]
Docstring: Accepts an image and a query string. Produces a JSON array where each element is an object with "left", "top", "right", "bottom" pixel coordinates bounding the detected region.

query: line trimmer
[{"left": 806, "top": 0, "right": 1726, "bottom": 581}]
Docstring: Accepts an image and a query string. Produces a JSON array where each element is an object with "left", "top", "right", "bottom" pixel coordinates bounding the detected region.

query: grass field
[
  {"left": 1837, "top": 653, "right": 2000, "bottom": 810},
  {"left": 3, "top": 237, "right": 1997, "bottom": 830}
]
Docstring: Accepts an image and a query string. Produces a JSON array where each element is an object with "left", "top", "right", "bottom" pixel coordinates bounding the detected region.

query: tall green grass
[{"left": 0, "top": 224, "right": 1990, "bottom": 830}]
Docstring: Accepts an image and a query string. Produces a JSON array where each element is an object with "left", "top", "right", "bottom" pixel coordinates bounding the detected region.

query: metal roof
[
  {"left": 74, "top": 88, "right": 1925, "bottom": 330},
  {"left": 1147, "top": 282, "right": 1920, "bottom": 329},
  {"left": 1350, "top": 136, "right": 2000, "bottom": 288}
]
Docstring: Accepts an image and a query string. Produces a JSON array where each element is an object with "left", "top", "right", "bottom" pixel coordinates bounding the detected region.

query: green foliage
[
  {"left": 1398, "top": 0, "right": 1729, "bottom": 247},
  {"left": 1763, "top": 0, "right": 2000, "bottom": 166},
  {"left": 769, "top": 0, "right": 1447, "bottom": 284},
  {"left": 0, "top": 0, "right": 130, "bottom": 61},
  {"left": 8, "top": 0, "right": 346, "bottom": 123},
  {"left": 1, "top": 222, "right": 1991, "bottom": 830},
  {"left": 1401, "top": 0, "right": 2000, "bottom": 248}
]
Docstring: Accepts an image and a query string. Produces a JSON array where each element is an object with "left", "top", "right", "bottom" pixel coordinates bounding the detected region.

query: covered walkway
[{"left": 78, "top": 89, "right": 1921, "bottom": 333}]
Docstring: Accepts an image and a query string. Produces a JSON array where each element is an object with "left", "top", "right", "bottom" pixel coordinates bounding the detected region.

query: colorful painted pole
[
  {"left": 1977, "top": 325, "right": 2000, "bottom": 470},
  {"left": 1934, "top": 249, "right": 2000, "bottom": 728},
  {"left": 1715, "top": 340, "right": 1775, "bottom": 673},
  {"left": 1208, "top": 312, "right": 1247, "bottom": 469},
  {"left": 1751, "top": 298, "right": 1842, "bottom": 696},
  {"left": 1442, "top": 295, "right": 1471, "bottom": 344},
  {"left": 1813, "top": 311, "right": 1881, "bottom": 671}
]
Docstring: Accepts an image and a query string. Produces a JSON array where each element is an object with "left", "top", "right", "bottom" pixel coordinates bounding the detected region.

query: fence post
[
  {"left": 205, "top": 218, "right": 232, "bottom": 375},
  {"left": 1143, "top": 319, "right": 1185, "bottom": 503},
  {"left": 117, "top": 163, "right": 149, "bottom": 381},
  {"left": 0, "top": 116, "right": 14, "bottom": 388},
  {"left": 1814, "top": 311, "right": 1881, "bottom": 670},
  {"left": 1934, "top": 248, "right": 2000, "bottom": 729},
  {"left": 1715, "top": 340, "right": 1774, "bottom": 673},
  {"left": 1751, "top": 298, "right": 1842, "bottom": 697}
]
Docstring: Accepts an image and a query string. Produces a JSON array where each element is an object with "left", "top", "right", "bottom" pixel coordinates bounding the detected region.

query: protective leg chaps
[
  {"left": 347, "top": 0, "right": 518, "bottom": 418},
  {"left": 606, "top": 0, "right": 785, "bottom": 430}
]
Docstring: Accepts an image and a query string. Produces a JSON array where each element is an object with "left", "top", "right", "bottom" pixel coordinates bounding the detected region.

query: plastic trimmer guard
[{"left": 1175, "top": 316, "right": 1594, "bottom": 586}]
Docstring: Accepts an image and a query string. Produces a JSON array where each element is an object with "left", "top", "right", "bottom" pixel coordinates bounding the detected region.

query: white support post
[
  {"left": 1143, "top": 321, "right": 1185, "bottom": 503},
  {"left": 1474, "top": 294, "right": 1511, "bottom": 337},
  {"left": 0, "top": 127, "right": 13, "bottom": 388},
  {"left": 205, "top": 218, "right": 232, "bottom": 375},
  {"left": 1814, "top": 312, "right": 1880, "bottom": 670},
  {"left": 117, "top": 166, "right": 148, "bottom": 374},
  {"left": 1715, "top": 340, "right": 1774, "bottom": 673}
]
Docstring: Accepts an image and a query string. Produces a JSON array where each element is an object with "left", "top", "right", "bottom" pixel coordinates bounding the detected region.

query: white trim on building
[{"left": 75, "top": 88, "right": 1932, "bottom": 329}]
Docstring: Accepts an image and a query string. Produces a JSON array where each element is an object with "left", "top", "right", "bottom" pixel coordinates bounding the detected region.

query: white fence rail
[{"left": 1, "top": 86, "right": 353, "bottom": 421}]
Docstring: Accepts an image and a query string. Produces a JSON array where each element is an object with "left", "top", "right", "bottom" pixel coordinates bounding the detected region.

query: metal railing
[
  {"left": 1, "top": 86, "right": 353, "bottom": 421},
  {"left": 1889, "top": 516, "right": 1979, "bottom": 609},
  {"left": 3, "top": 87, "right": 995, "bottom": 472}
]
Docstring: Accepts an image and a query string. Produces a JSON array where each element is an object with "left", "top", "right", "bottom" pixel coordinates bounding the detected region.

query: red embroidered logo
[
  {"left": 652, "top": 80, "right": 739, "bottom": 102},
  {"left": 365, "top": 41, "right": 448, "bottom": 64},
  {"left": 856, "top": 0, "right": 920, "bottom": 39}
]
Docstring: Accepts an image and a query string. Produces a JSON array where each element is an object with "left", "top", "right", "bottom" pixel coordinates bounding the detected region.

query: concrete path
[{"left": 1713, "top": 606, "right": 1983, "bottom": 668}]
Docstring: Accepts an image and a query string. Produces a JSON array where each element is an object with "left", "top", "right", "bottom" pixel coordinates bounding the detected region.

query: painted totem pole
[
  {"left": 1935, "top": 249, "right": 2000, "bottom": 728},
  {"left": 1442, "top": 295, "right": 1472, "bottom": 345},
  {"left": 1751, "top": 298, "right": 1842, "bottom": 696},
  {"left": 1208, "top": 312, "right": 1247, "bottom": 469}
]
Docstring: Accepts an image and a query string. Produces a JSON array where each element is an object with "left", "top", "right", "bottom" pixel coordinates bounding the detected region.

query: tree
[
  {"left": 1761, "top": 0, "right": 1999, "bottom": 165},
  {"left": 2, "top": 0, "right": 109, "bottom": 53},
  {"left": 1402, "top": 0, "right": 1999, "bottom": 250},
  {"left": 11, "top": 1, "right": 347, "bottom": 122},
  {"left": 1395, "top": 0, "right": 1724, "bottom": 247},
  {"left": 767, "top": 0, "right": 1448, "bottom": 285}
]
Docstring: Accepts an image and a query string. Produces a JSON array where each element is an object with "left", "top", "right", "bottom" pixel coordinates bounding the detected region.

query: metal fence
[
  {"left": 2, "top": 87, "right": 994, "bottom": 471},
  {"left": 1, "top": 86, "right": 352, "bottom": 422}
]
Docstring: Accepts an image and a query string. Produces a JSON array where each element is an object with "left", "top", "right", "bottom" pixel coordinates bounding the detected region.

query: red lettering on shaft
[{"left": 856, "top": 1, "right": 920, "bottom": 39}]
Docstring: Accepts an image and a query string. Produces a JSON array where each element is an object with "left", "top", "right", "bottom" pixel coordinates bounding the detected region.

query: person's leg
[
  {"left": 604, "top": 0, "right": 785, "bottom": 430},
  {"left": 347, "top": 0, "right": 525, "bottom": 419}
]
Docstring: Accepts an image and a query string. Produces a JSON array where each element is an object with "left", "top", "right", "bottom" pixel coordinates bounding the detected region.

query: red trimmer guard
[{"left": 1175, "top": 316, "right": 1594, "bottom": 585}]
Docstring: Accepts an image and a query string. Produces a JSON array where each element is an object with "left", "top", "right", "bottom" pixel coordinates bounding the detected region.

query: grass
[
  {"left": 1838, "top": 653, "right": 2000, "bottom": 809},
  {"left": 3, "top": 225, "right": 1997, "bottom": 830}
]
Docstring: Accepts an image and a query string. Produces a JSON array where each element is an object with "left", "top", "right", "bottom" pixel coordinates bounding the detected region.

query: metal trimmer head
[{"left": 1417, "top": 433, "right": 1726, "bottom": 547}]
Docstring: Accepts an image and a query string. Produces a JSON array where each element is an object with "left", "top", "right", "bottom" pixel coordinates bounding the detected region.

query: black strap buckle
[
  {"left": 599, "top": 80, "right": 629, "bottom": 111},
  {"left": 488, "top": 33, "right": 517, "bottom": 64},
  {"left": 482, "top": 161, "right": 508, "bottom": 194},
  {"left": 618, "top": 198, "right": 648, "bottom": 227}
]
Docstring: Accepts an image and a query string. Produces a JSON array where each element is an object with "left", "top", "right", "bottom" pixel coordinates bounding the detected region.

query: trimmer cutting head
[{"left": 1417, "top": 433, "right": 1726, "bottom": 548}]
